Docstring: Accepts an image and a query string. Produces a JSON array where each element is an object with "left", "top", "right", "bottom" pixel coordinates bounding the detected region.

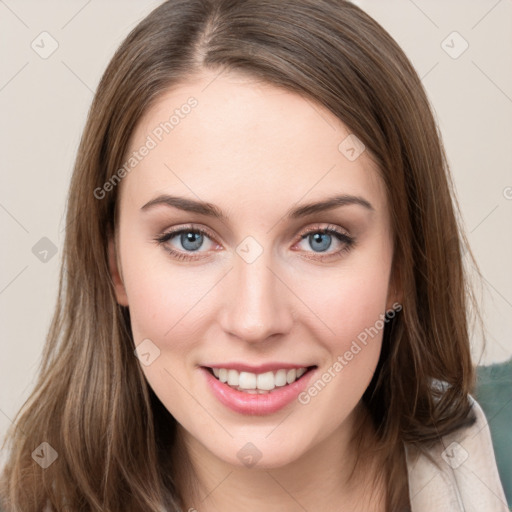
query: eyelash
[{"left": 153, "top": 223, "right": 355, "bottom": 262}]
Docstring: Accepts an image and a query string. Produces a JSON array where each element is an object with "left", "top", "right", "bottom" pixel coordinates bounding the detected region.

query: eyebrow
[{"left": 140, "top": 193, "right": 374, "bottom": 220}]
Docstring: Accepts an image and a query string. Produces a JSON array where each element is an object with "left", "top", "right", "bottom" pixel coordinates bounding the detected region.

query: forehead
[{"left": 120, "top": 71, "right": 387, "bottom": 215}]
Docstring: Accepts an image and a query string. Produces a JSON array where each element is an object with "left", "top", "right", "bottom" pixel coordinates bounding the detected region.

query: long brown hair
[{"left": 0, "top": 0, "right": 479, "bottom": 510}]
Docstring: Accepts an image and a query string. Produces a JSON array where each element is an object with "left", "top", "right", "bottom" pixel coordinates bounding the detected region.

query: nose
[{"left": 219, "top": 248, "right": 294, "bottom": 343}]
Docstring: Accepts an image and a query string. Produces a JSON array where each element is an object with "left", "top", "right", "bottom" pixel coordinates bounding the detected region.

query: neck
[{"left": 171, "top": 402, "right": 388, "bottom": 512}]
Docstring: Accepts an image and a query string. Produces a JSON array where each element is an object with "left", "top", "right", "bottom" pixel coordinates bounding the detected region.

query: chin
[{"left": 205, "top": 430, "right": 314, "bottom": 470}]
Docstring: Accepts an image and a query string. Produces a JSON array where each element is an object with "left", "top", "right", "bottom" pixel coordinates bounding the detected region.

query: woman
[{"left": 0, "top": 0, "right": 507, "bottom": 510}]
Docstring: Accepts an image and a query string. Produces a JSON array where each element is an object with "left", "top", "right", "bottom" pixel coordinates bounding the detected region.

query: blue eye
[
  {"left": 297, "top": 226, "right": 355, "bottom": 259},
  {"left": 154, "top": 226, "right": 215, "bottom": 260},
  {"left": 154, "top": 224, "right": 355, "bottom": 262},
  {"left": 305, "top": 232, "right": 333, "bottom": 252},
  {"left": 176, "top": 231, "right": 204, "bottom": 252}
]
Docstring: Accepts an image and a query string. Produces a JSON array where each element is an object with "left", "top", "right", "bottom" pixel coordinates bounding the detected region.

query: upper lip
[{"left": 202, "top": 362, "right": 316, "bottom": 373}]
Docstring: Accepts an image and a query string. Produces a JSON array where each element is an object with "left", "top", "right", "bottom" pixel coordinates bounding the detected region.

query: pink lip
[
  {"left": 200, "top": 366, "right": 317, "bottom": 416},
  {"left": 205, "top": 362, "right": 313, "bottom": 373}
]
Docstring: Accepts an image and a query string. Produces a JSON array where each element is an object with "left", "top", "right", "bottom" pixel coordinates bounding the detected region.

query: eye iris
[
  {"left": 181, "top": 231, "right": 203, "bottom": 251},
  {"left": 309, "top": 232, "right": 332, "bottom": 252}
]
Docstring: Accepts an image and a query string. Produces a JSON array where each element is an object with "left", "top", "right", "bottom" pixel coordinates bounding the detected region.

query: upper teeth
[{"left": 212, "top": 367, "right": 307, "bottom": 391}]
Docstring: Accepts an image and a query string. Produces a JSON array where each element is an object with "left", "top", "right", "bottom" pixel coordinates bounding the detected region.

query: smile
[
  {"left": 208, "top": 366, "right": 310, "bottom": 393},
  {"left": 201, "top": 365, "right": 317, "bottom": 415}
]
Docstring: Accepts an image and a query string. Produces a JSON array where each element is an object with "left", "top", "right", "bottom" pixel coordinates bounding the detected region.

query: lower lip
[{"left": 201, "top": 367, "right": 317, "bottom": 415}]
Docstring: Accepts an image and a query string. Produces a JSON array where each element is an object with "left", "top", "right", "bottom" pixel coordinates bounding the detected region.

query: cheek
[
  {"left": 292, "top": 272, "right": 389, "bottom": 431},
  {"left": 294, "top": 255, "right": 391, "bottom": 405},
  {"left": 298, "top": 255, "right": 392, "bottom": 349},
  {"left": 119, "top": 237, "right": 225, "bottom": 366},
  {"left": 122, "top": 258, "right": 205, "bottom": 347},
  {"left": 322, "top": 278, "right": 388, "bottom": 331},
  {"left": 120, "top": 250, "right": 211, "bottom": 411}
]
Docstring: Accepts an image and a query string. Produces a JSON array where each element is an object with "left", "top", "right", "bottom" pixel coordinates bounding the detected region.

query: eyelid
[
  {"left": 155, "top": 223, "right": 221, "bottom": 248},
  {"left": 156, "top": 222, "right": 350, "bottom": 244},
  {"left": 291, "top": 223, "right": 355, "bottom": 260},
  {"left": 155, "top": 222, "right": 354, "bottom": 260},
  {"left": 295, "top": 222, "right": 350, "bottom": 239}
]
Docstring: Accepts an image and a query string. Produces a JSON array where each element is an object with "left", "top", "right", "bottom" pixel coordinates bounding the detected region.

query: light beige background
[{"left": 1, "top": 0, "right": 511, "bottom": 443}]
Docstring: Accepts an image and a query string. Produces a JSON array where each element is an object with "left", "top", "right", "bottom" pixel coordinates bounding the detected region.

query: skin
[{"left": 109, "top": 70, "right": 400, "bottom": 512}]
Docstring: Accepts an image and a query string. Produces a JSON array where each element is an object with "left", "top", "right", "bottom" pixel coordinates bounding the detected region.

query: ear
[{"left": 108, "top": 235, "right": 129, "bottom": 306}]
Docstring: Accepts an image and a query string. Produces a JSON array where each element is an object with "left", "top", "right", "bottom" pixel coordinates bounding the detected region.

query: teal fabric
[{"left": 475, "top": 359, "right": 512, "bottom": 509}]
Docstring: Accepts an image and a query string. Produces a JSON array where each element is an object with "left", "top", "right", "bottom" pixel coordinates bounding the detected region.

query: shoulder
[{"left": 405, "top": 395, "right": 509, "bottom": 512}]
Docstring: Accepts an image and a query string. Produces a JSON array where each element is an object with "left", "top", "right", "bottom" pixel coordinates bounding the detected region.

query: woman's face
[{"left": 110, "top": 71, "right": 398, "bottom": 469}]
